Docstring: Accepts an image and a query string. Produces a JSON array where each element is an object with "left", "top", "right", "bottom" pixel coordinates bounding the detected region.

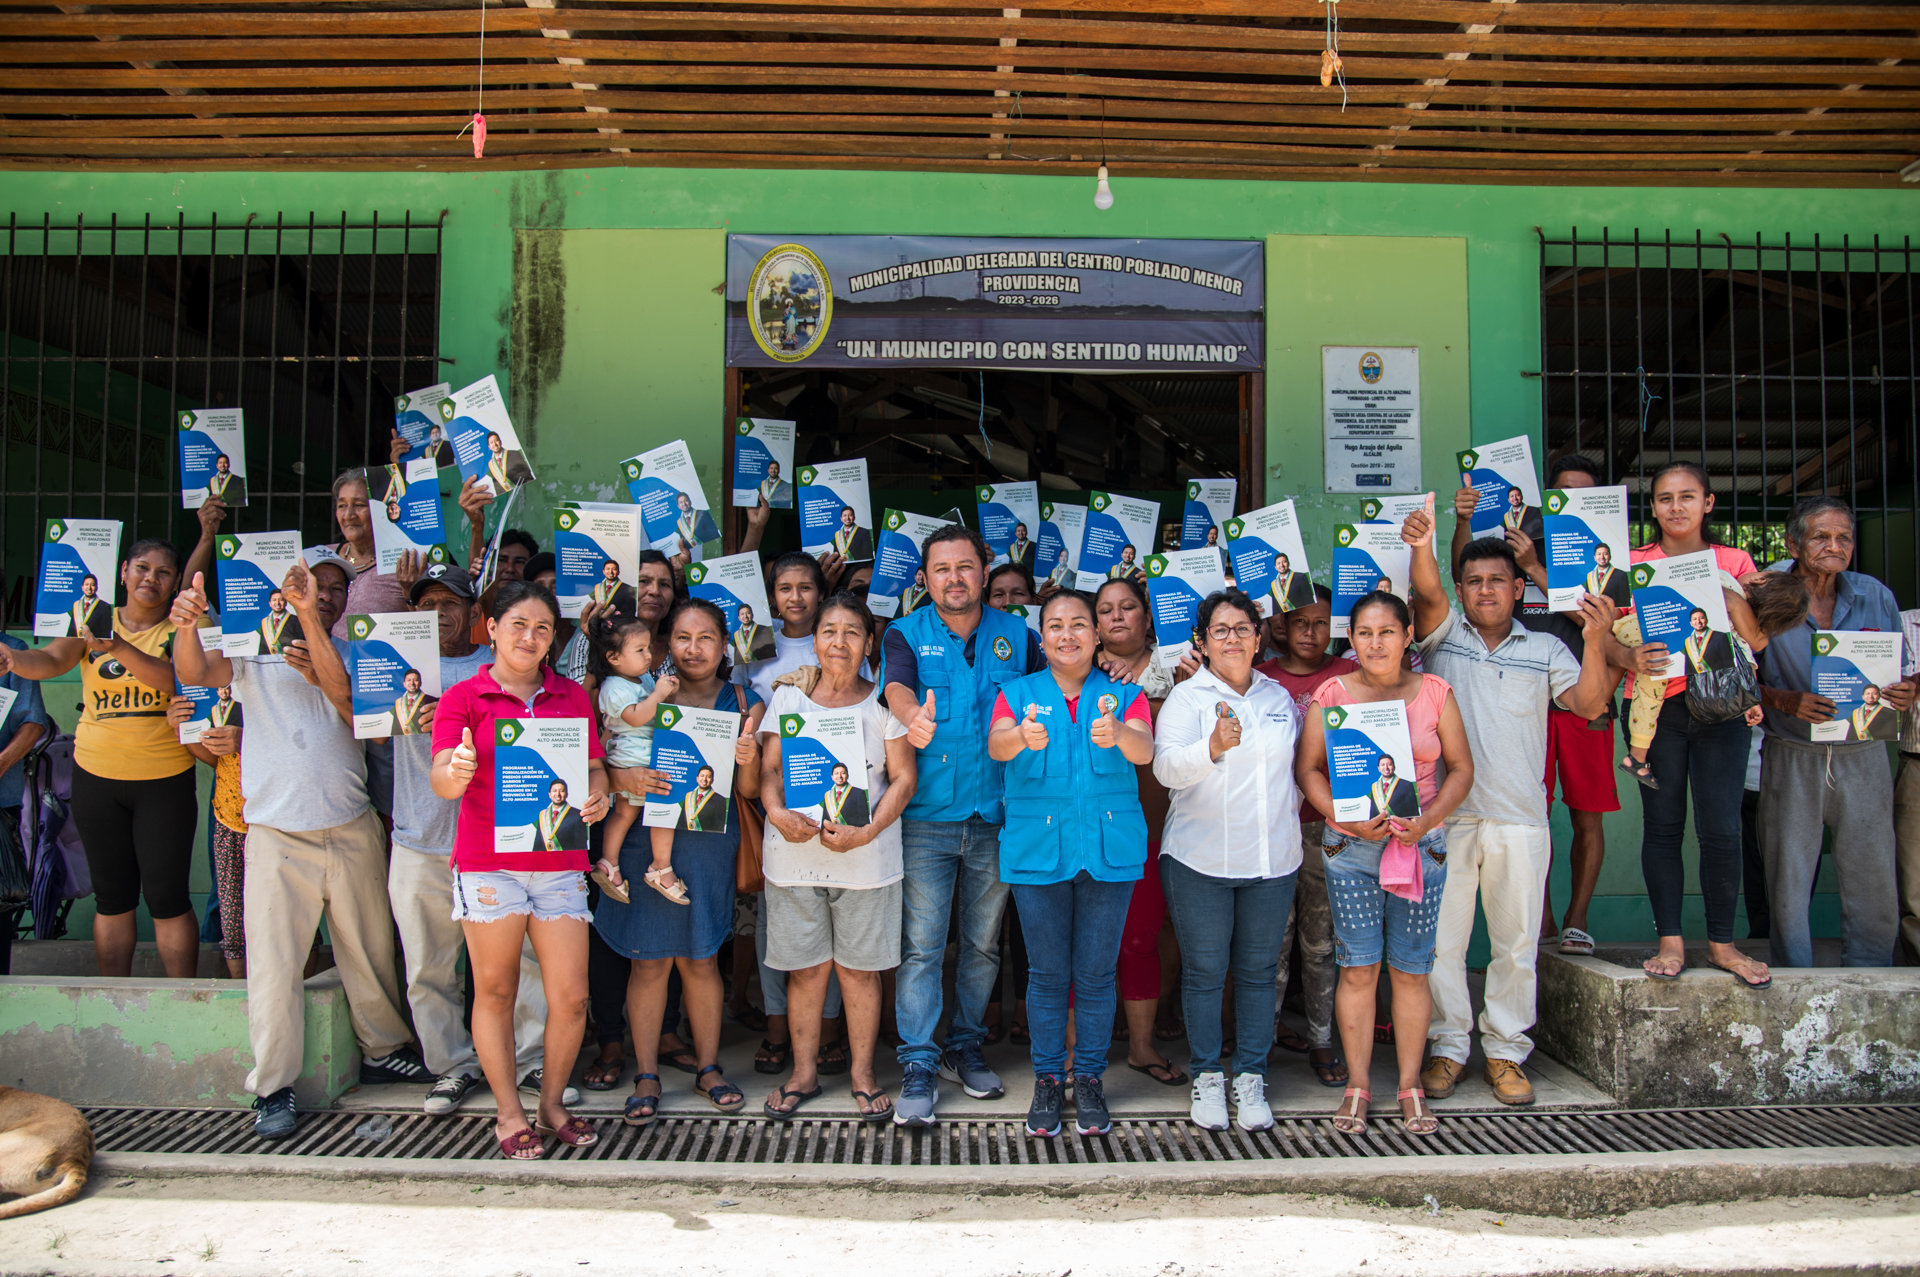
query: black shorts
[{"left": 70, "top": 765, "right": 200, "bottom": 920}]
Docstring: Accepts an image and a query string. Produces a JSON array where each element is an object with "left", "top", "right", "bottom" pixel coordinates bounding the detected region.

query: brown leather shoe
[
  {"left": 1485, "top": 1059, "right": 1536, "bottom": 1105},
  {"left": 1419, "top": 1055, "right": 1464, "bottom": 1098}
]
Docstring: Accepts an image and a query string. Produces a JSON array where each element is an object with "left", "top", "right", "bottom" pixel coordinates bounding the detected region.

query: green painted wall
[{"left": 5, "top": 166, "right": 1908, "bottom": 946}]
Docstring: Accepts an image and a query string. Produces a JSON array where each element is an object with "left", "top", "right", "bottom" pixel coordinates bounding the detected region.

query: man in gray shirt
[
  {"left": 389, "top": 562, "right": 559, "bottom": 1116},
  {"left": 173, "top": 547, "right": 427, "bottom": 1140},
  {"left": 1406, "top": 513, "right": 1614, "bottom": 1107}
]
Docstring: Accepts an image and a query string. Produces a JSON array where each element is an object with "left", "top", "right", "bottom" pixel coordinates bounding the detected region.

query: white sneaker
[
  {"left": 1232, "top": 1072, "right": 1274, "bottom": 1131},
  {"left": 1189, "top": 1071, "right": 1228, "bottom": 1131}
]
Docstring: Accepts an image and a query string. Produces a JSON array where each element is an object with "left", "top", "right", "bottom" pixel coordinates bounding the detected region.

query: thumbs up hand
[
  {"left": 1018, "top": 703, "right": 1049, "bottom": 753},
  {"left": 449, "top": 726, "right": 478, "bottom": 787},
  {"left": 907, "top": 689, "right": 937, "bottom": 749},
  {"left": 1091, "top": 702, "right": 1119, "bottom": 749},
  {"left": 171, "top": 571, "right": 210, "bottom": 628},
  {"left": 1402, "top": 492, "right": 1437, "bottom": 548},
  {"left": 734, "top": 725, "right": 758, "bottom": 768}
]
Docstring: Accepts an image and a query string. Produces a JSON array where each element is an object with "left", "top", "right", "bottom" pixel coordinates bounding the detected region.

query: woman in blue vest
[{"left": 988, "top": 590, "right": 1154, "bottom": 1138}]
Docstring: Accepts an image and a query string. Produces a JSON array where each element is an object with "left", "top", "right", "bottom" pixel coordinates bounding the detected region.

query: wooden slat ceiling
[{"left": 0, "top": 0, "right": 1917, "bottom": 185}]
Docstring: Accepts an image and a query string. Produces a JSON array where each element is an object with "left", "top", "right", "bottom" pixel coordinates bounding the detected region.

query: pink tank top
[{"left": 1313, "top": 672, "right": 1452, "bottom": 810}]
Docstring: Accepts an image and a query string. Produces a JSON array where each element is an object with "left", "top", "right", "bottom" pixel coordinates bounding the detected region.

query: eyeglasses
[{"left": 1206, "top": 623, "right": 1258, "bottom": 642}]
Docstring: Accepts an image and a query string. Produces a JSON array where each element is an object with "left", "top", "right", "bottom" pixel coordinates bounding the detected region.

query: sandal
[
  {"left": 1310, "top": 1053, "right": 1350, "bottom": 1088},
  {"left": 1332, "top": 1087, "right": 1370, "bottom": 1135},
  {"left": 590, "top": 866, "right": 629, "bottom": 904},
  {"left": 660, "top": 1040, "right": 700, "bottom": 1074},
  {"left": 1558, "top": 926, "right": 1596, "bottom": 957},
  {"left": 1708, "top": 956, "right": 1773, "bottom": 989},
  {"left": 536, "top": 1116, "right": 600, "bottom": 1148},
  {"left": 852, "top": 1089, "right": 893, "bottom": 1123},
  {"left": 728, "top": 1003, "right": 769, "bottom": 1033},
  {"left": 1618, "top": 756, "right": 1659, "bottom": 789},
  {"left": 697, "top": 1064, "right": 746, "bottom": 1113},
  {"left": 1398, "top": 1087, "right": 1438, "bottom": 1136},
  {"left": 1009, "top": 1020, "right": 1031, "bottom": 1046},
  {"left": 1642, "top": 954, "right": 1686, "bottom": 982},
  {"left": 1273, "top": 1025, "right": 1313, "bottom": 1054},
  {"left": 1153, "top": 1018, "right": 1184, "bottom": 1043},
  {"left": 622, "top": 1074, "right": 662, "bottom": 1126},
  {"left": 582, "top": 1051, "right": 625, "bottom": 1091},
  {"left": 1127, "top": 1059, "right": 1189, "bottom": 1087},
  {"left": 645, "top": 866, "right": 691, "bottom": 906},
  {"left": 815, "top": 1037, "right": 851, "bottom": 1077},
  {"left": 763, "top": 1083, "right": 823, "bottom": 1121},
  {"left": 984, "top": 1022, "right": 1006, "bottom": 1046},
  {"left": 497, "top": 1125, "right": 546, "bottom": 1160},
  {"left": 753, "top": 1037, "right": 792, "bottom": 1075}
]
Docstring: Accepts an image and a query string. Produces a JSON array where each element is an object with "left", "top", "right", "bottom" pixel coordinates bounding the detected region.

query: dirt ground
[{"left": 3, "top": 1176, "right": 1918, "bottom": 1277}]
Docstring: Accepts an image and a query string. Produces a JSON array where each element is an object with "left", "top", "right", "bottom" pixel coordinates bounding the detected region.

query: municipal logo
[
  {"left": 1335, "top": 524, "right": 1358, "bottom": 547},
  {"left": 1224, "top": 518, "right": 1244, "bottom": 540},
  {"left": 1090, "top": 492, "right": 1111, "bottom": 513},
  {"left": 1145, "top": 555, "right": 1168, "bottom": 578},
  {"left": 991, "top": 637, "right": 1013, "bottom": 662},
  {"left": 798, "top": 466, "right": 818, "bottom": 486},
  {"left": 1358, "top": 352, "right": 1384, "bottom": 384},
  {"left": 976, "top": 485, "right": 995, "bottom": 504},
  {"left": 496, "top": 720, "right": 522, "bottom": 747},
  {"left": 178, "top": 410, "right": 195, "bottom": 431},
  {"left": 1186, "top": 481, "right": 1201, "bottom": 500},
  {"left": 1630, "top": 564, "right": 1657, "bottom": 591},
  {"left": 885, "top": 510, "right": 905, "bottom": 531},
  {"left": 347, "top": 615, "right": 374, "bottom": 640},
  {"left": 1361, "top": 499, "right": 1383, "bottom": 520},
  {"left": 394, "top": 395, "right": 409, "bottom": 413},
  {"left": 1097, "top": 694, "right": 1119, "bottom": 718},
  {"left": 780, "top": 714, "right": 805, "bottom": 737},
  {"left": 1457, "top": 449, "right": 1479, "bottom": 472},
  {"left": 426, "top": 544, "right": 449, "bottom": 564},
  {"left": 736, "top": 418, "right": 753, "bottom": 436},
  {"left": 686, "top": 563, "right": 707, "bottom": 585},
  {"left": 1322, "top": 706, "right": 1347, "bottom": 730},
  {"left": 1814, "top": 633, "right": 1839, "bottom": 657},
  {"left": 556, "top": 510, "right": 577, "bottom": 532},
  {"left": 45, "top": 519, "right": 65, "bottom": 542},
  {"left": 1041, "top": 502, "right": 1056, "bottom": 521},
  {"left": 217, "top": 535, "right": 240, "bottom": 560},
  {"left": 622, "top": 460, "right": 644, "bottom": 482},
  {"left": 747, "top": 243, "right": 832, "bottom": 364},
  {"left": 656, "top": 705, "right": 682, "bottom": 731},
  {"left": 436, "top": 398, "right": 456, "bottom": 423},
  {"left": 1545, "top": 490, "right": 1568, "bottom": 515}
]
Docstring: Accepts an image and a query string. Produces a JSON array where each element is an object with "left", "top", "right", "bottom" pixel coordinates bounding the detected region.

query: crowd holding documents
[{"left": 3, "top": 395, "right": 1917, "bottom": 1154}]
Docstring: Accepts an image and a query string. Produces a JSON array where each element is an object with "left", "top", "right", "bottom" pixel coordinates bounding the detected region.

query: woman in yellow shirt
[{"left": 0, "top": 538, "right": 217, "bottom": 978}]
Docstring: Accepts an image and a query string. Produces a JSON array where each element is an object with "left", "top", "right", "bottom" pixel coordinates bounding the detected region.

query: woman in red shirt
[{"left": 433, "top": 579, "right": 610, "bottom": 1159}]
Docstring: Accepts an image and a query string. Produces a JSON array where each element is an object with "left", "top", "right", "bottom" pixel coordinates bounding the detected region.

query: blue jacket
[
  {"left": 998, "top": 667, "right": 1148, "bottom": 885},
  {"left": 890, "top": 603, "right": 1031, "bottom": 824}
]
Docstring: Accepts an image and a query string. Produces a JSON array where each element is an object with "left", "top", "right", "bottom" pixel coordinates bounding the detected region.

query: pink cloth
[{"left": 1378, "top": 836, "right": 1424, "bottom": 903}]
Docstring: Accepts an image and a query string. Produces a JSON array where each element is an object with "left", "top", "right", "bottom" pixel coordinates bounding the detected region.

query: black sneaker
[
  {"left": 1026, "top": 1073, "right": 1065, "bottom": 1138},
  {"left": 252, "top": 1086, "right": 298, "bottom": 1140},
  {"left": 520, "top": 1068, "right": 582, "bottom": 1107},
  {"left": 1074, "top": 1073, "right": 1112, "bottom": 1136},
  {"left": 423, "top": 1072, "right": 480, "bottom": 1116},
  {"left": 360, "top": 1047, "right": 433, "bottom": 1085}
]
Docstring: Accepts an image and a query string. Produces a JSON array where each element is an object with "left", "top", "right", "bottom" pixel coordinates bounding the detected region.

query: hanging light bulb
[{"left": 1093, "top": 164, "right": 1114, "bottom": 211}]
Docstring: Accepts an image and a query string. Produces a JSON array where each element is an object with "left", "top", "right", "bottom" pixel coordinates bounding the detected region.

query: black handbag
[
  {"left": 0, "top": 814, "right": 28, "bottom": 911},
  {"left": 1687, "top": 641, "right": 1761, "bottom": 724}
]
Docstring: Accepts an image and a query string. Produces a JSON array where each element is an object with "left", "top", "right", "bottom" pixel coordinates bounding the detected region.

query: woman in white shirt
[
  {"left": 1152, "top": 588, "right": 1302, "bottom": 1134},
  {"left": 757, "top": 591, "right": 915, "bottom": 1123}
]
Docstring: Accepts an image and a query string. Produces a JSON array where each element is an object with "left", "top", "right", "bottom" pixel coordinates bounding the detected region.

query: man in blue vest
[{"left": 882, "top": 523, "right": 1047, "bottom": 1126}]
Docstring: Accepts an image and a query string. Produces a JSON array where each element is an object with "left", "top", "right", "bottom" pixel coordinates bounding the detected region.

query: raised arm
[
  {"left": 281, "top": 562, "right": 352, "bottom": 723},
  {"left": 1403, "top": 493, "right": 1449, "bottom": 640},
  {"left": 170, "top": 572, "right": 236, "bottom": 689},
  {"left": 181, "top": 498, "right": 226, "bottom": 595},
  {"left": 1448, "top": 485, "right": 1476, "bottom": 580},
  {"left": 0, "top": 636, "right": 85, "bottom": 682},
  {"left": 1556, "top": 594, "right": 1621, "bottom": 721}
]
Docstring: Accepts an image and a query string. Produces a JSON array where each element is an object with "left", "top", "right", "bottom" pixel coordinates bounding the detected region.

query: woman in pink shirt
[{"left": 433, "top": 579, "right": 610, "bottom": 1159}]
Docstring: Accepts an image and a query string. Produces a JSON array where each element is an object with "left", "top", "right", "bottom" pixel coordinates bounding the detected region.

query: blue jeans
[
  {"left": 1642, "top": 696, "right": 1748, "bottom": 943},
  {"left": 1012, "top": 872, "right": 1134, "bottom": 1079},
  {"left": 1160, "top": 854, "right": 1298, "bottom": 1078},
  {"left": 897, "top": 817, "right": 1010, "bottom": 1071},
  {"left": 1322, "top": 828, "right": 1449, "bottom": 973}
]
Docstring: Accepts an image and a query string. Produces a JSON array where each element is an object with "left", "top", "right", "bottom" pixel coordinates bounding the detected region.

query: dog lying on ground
[{"left": 0, "top": 1085, "right": 92, "bottom": 1219}]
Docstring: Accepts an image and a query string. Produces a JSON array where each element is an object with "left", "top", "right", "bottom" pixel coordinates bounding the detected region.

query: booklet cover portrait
[
  {"left": 1225, "top": 499, "right": 1313, "bottom": 618},
  {"left": 441, "top": 375, "right": 534, "bottom": 497},
  {"left": 1329, "top": 522, "right": 1412, "bottom": 639},
  {"left": 778, "top": 708, "right": 870, "bottom": 827},
  {"left": 644, "top": 703, "right": 739, "bottom": 832},
  {"left": 370, "top": 460, "right": 451, "bottom": 574},
  {"left": 1180, "top": 478, "right": 1237, "bottom": 551},
  {"left": 1630, "top": 549, "right": 1735, "bottom": 680},
  {"left": 178, "top": 408, "right": 249, "bottom": 509},
  {"left": 1037, "top": 500, "right": 1086, "bottom": 592},
  {"left": 493, "top": 717, "right": 591, "bottom": 855},
  {"left": 35, "top": 517, "right": 121, "bottom": 640},
  {"left": 1811, "top": 630, "right": 1904, "bottom": 743},
  {"left": 1076, "top": 491, "right": 1160, "bottom": 591},
  {"left": 554, "top": 506, "right": 642, "bottom": 620},
  {"left": 214, "top": 530, "right": 302, "bottom": 656},
  {"left": 869, "top": 509, "right": 948, "bottom": 618},
  {"left": 622, "top": 439, "right": 721, "bottom": 559},
  {"left": 344, "top": 611, "right": 442, "bottom": 740},
  {"left": 1145, "top": 548, "right": 1229, "bottom": 670},
  {"left": 687, "top": 552, "right": 778, "bottom": 666},
  {"left": 393, "top": 383, "right": 455, "bottom": 469},
  {"left": 731, "top": 416, "right": 796, "bottom": 509},
  {"left": 1458, "top": 435, "right": 1542, "bottom": 540},
  {"left": 976, "top": 481, "right": 1041, "bottom": 569},
  {"left": 799, "top": 458, "right": 874, "bottom": 562},
  {"left": 174, "top": 681, "right": 240, "bottom": 745},
  {"left": 1542, "top": 485, "right": 1632, "bottom": 611},
  {"left": 1322, "top": 701, "right": 1420, "bottom": 824}
]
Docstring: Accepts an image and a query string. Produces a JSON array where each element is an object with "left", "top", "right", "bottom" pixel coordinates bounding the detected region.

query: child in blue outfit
[{"left": 590, "top": 614, "right": 679, "bottom": 903}]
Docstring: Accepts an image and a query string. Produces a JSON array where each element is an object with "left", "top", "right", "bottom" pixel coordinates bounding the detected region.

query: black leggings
[{"left": 71, "top": 765, "right": 199, "bottom": 920}]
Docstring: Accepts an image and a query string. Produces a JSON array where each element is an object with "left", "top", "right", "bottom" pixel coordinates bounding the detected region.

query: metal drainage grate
[{"left": 84, "top": 1104, "right": 1920, "bottom": 1167}]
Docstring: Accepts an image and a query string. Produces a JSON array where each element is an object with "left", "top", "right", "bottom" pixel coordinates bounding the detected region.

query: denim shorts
[
  {"left": 452, "top": 869, "right": 592, "bottom": 924},
  {"left": 1321, "top": 828, "right": 1448, "bottom": 974}
]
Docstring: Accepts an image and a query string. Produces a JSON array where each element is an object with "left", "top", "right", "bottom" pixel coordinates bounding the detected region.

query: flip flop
[
  {"left": 729, "top": 1004, "right": 769, "bottom": 1033},
  {"left": 1127, "top": 1060, "right": 1189, "bottom": 1087},
  {"left": 1310, "top": 1056, "right": 1350, "bottom": 1088},
  {"left": 582, "top": 1054, "right": 625, "bottom": 1091},
  {"left": 1558, "top": 927, "right": 1596, "bottom": 956},
  {"left": 535, "top": 1117, "right": 600, "bottom": 1148},
  {"left": 1709, "top": 958, "right": 1773, "bottom": 989},
  {"left": 763, "top": 1083, "right": 824, "bottom": 1121},
  {"left": 852, "top": 1089, "right": 893, "bottom": 1123},
  {"left": 1153, "top": 1019, "right": 1184, "bottom": 1043},
  {"left": 497, "top": 1125, "right": 546, "bottom": 1160},
  {"left": 1272, "top": 1025, "right": 1313, "bottom": 1054},
  {"left": 1009, "top": 1021, "right": 1031, "bottom": 1046},
  {"left": 660, "top": 1044, "right": 700, "bottom": 1074},
  {"left": 1643, "top": 958, "right": 1686, "bottom": 982}
]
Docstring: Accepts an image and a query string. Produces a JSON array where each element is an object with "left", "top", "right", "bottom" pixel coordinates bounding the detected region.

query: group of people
[{"left": 1, "top": 447, "right": 1917, "bottom": 1153}]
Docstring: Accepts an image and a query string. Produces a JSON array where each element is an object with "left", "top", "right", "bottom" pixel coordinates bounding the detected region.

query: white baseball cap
[{"left": 302, "top": 545, "right": 358, "bottom": 584}]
